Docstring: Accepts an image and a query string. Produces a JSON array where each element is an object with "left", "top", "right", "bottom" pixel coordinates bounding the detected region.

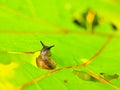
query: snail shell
[{"left": 36, "top": 41, "right": 56, "bottom": 70}]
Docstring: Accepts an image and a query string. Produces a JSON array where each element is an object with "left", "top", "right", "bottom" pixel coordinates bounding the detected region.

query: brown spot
[{"left": 64, "top": 80, "right": 68, "bottom": 83}]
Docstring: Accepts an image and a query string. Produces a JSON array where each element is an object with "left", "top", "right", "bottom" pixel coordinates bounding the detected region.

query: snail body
[{"left": 36, "top": 41, "right": 56, "bottom": 70}]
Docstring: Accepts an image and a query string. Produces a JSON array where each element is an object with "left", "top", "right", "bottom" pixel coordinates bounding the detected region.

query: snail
[{"left": 36, "top": 41, "right": 56, "bottom": 70}]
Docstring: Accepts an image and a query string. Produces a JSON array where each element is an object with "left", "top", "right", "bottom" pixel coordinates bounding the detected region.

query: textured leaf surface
[{"left": 0, "top": 0, "right": 120, "bottom": 90}]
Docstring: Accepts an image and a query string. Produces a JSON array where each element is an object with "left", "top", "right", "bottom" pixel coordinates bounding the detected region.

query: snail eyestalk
[
  {"left": 40, "top": 41, "right": 54, "bottom": 49},
  {"left": 40, "top": 41, "right": 45, "bottom": 47},
  {"left": 48, "top": 45, "right": 55, "bottom": 49}
]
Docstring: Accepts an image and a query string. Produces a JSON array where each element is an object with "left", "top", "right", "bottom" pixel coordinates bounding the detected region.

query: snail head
[{"left": 40, "top": 41, "right": 54, "bottom": 56}]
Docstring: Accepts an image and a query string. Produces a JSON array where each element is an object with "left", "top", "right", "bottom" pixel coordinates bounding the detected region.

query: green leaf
[{"left": 0, "top": 0, "right": 120, "bottom": 90}]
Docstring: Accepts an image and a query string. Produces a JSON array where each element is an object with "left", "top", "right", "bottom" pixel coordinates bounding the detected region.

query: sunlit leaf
[{"left": 0, "top": 0, "right": 120, "bottom": 90}]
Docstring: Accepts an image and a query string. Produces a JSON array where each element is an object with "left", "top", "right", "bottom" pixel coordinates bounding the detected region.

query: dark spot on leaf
[
  {"left": 92, "top": 14, "right": 99, "bottom": 30},
  {"left": 110, "top": 23, "right": 118, "bottom": 31},
  {"left": 64, "top": 79, "right": 68, "bottom": 83},
  {"left": 73, "top": 19, "right": 86, "bottom": 29},
  {"left": 73, "top": 8, "right": 99, "bottom": 32},
  {"left": 73, "top": 19, "right": 82, "bottom": 26}
]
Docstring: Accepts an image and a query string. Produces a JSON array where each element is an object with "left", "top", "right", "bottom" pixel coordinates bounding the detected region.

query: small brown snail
[{"left": 36, "top": 41, "right": 56, "bottom": 70}]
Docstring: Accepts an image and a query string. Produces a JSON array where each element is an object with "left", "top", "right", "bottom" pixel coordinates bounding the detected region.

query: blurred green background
[{"left": 0, "top": 0, "right": 120, "bottom": 90}]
